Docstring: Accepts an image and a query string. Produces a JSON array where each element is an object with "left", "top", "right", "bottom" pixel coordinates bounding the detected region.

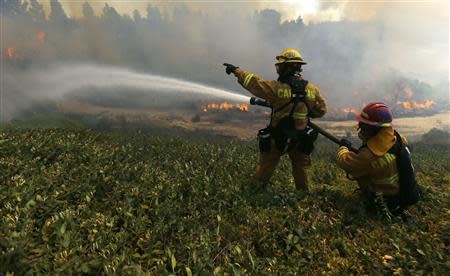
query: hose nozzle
[{"left": 250, "top": 97, "right": 271, "bottom": 108}]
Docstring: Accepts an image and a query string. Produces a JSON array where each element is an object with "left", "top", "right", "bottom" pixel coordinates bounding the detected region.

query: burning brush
[{"left": 201, "top": 102, "right": 249, "bottom": 112}]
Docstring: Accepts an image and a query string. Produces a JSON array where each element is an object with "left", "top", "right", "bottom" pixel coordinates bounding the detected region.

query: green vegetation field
[{"left": 0, "top": 119, "right": 449, "bottom": 274}]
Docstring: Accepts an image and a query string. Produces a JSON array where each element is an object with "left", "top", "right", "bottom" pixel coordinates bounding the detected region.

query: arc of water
[{"left": 27, "top": 64, "right": 251, "bottom": 103}]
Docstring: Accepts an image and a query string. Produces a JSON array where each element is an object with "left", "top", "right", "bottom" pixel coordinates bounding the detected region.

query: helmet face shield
[{"left": 275, "top": 56, "right": 284, "bottom": 63}]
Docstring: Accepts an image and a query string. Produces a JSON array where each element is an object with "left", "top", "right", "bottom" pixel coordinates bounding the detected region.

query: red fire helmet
[{"left": 356, "top": 102, "right": 393, "bottom": 127}]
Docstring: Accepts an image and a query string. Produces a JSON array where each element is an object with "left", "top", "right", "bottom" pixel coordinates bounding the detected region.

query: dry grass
[{"left": 58, "top": 101, "right": 449, "bottom": 141}]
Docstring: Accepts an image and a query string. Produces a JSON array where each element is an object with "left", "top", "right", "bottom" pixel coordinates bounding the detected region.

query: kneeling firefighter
[
  {"left": 224, "top": 49, "right": 327, "bottom": 191},
  {"left": 337, "top": 102, "right": 422, "bottom": 217}
]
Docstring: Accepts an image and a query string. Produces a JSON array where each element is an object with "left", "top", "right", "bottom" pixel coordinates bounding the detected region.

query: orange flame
[
  {"left": 412, "top": 99, "right": 433, "bottom": 109},
  {"left": 342, "top": 107, "right": 358, "bottom": 114},
  {"left": 37, "top": 31, "right": 46, "bottom": 44},
  {"left": 7, "top": 47, "right": 14, "bottom": 59},
  {"left": 401, "top": 101, "right": 411, "bottom": 110},
  {"left": 202, "top": 102, "right": 249, "bottom": 112},
  {"left": 397, "top": 100, "right": 433, "bottom": 111}
]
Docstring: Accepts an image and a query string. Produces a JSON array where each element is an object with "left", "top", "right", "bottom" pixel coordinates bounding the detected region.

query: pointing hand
[{"left": 223, "top": 63, "right": 238, "bottom": 75}]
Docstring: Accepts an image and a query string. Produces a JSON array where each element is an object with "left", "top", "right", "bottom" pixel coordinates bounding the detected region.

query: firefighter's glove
[
  {"left": 300, "top": 126, "right": 319, "bottom": 155},
  {"left": 340, "top": 138, "right": 352, "bottom": 149},
  {"left": 304, "top": 126, "right": 319, "bottom": 141},
  {"left": 223, "top": 63, "right": 238, "bottom": 75}
]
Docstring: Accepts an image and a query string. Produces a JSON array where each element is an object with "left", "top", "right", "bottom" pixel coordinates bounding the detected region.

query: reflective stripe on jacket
[
  {"left": 234, "top": 68, "right": 327, "bottom": 130},
  {"left": 336, "top": 128, "right": 403, "bottom": 196}
]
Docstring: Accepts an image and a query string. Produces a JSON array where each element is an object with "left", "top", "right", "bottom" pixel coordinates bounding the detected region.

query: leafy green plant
[{"left": 0, "top": 127, "right": 448, "bottom": 274}]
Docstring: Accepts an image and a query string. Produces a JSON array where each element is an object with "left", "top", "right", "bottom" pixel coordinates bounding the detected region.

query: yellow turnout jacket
[
  {"left": 337, "top": 127, "right": 404, "bottom": 196},
  {"left": 234, "top": 68, "right": 327, "bottom": 130}
]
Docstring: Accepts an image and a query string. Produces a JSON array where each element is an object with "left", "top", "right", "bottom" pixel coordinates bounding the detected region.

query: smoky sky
[{"left": 1, "top": 0, "right": 448, "bottom": 120}]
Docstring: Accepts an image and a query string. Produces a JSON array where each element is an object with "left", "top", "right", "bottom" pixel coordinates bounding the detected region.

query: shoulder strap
[
  {"left": 388, "top": 131, "right": 403, "bottom": 154},
  {"left": 290, "top": 79, "right": 309, "bottom": 97},
  {"left": 289, "top": 79, "right": 309, "bottom": 117},
  {"left": 273, "top": 79, "right": 309, "bottom": 114},
  {"left": 269, "top": 79, "right": 309, "bottom": 127}
]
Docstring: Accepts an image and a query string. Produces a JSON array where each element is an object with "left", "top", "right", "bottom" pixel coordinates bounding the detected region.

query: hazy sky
[
  {"left": 2, "top": 0, "right": 448, "bottom": 120},
  {"left": 39, "top": 0, "right": 447, "bottom": 23},
  {"left": 37, "top": 0, "right": 448, "bottom": 84}
]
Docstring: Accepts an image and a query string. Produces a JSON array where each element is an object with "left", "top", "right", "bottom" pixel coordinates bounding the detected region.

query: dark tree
[
  {"left": 133, "top": 9, "right": 142, "bottom": 23},
  {"left": 28, "top": 0, "right": 45, "bottom": 22},
  {"left": 82, "top": 1, "right": 95, "bottom": 19},
  {"left": 49, "top": 0, "right": 68, "bottom": 24},
  {"left": 1, "top": 0, "right": 28, "bottom": 17},
  {"left": 146, "top": 5, "right": 162, "bottom": 24},
  {"left": 102, "top": 3, "right": 121, "bottom": 22}
]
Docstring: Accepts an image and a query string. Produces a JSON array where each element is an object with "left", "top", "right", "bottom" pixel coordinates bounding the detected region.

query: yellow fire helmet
[{"left": 275, "top": 49, "right": 307, "bottom": 65}]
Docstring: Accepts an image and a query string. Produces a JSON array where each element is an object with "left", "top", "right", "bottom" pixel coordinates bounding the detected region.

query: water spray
[
  {"left": 0, "top": 63, "right": 253, "bottom": 119},
  {"left": 24, "top": 63, "right": 251, "bottom": 103}
]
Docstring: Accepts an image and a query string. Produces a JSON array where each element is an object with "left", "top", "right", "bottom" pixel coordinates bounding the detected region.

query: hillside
[{"left": 0, "top": 126, "right": 449, "bottom": 274}]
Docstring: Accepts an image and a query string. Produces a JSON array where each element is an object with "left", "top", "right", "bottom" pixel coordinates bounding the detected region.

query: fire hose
[{"left": 249, "top": 97, "right": 359, "bottom": 153}]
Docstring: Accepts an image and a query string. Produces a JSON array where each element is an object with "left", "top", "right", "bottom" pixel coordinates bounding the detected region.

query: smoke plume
[{"left": 1, "top": 0, "right": 448, "bottom": 121}]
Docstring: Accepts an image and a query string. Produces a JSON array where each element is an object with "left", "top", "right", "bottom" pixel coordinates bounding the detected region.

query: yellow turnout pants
[{"left": 254, "top": 139, "right": 311, "bottom": 191}]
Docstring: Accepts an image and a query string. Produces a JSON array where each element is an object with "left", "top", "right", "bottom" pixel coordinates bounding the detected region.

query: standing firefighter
[
  {"left": 337, "top": 102, "right": 422, "bottom": 218},
  {"left": 224, "top": 49, "right": 327, "bottom": 192}
]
